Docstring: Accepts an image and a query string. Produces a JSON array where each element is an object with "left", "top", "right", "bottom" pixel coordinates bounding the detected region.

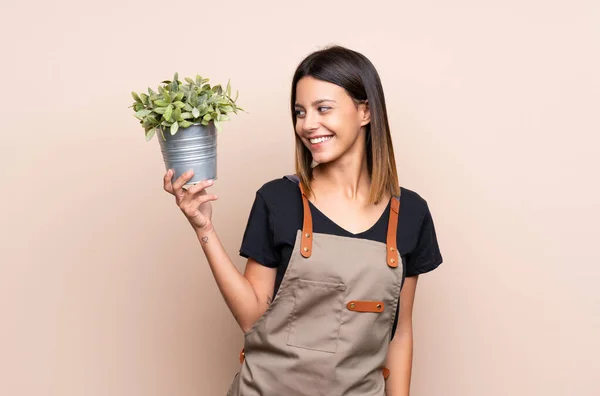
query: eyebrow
[{"left": 294, "top": 99, "right": 337, "bottom": 108}]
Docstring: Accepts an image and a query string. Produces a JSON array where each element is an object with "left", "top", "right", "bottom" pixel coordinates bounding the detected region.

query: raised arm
[{"left": 163, "top": 169, "right": 275, "bottom": 332}]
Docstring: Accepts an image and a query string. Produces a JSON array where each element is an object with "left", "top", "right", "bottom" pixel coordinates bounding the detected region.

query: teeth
[{"left": 310, "top": 136, "right": 333, "bottom": 144}]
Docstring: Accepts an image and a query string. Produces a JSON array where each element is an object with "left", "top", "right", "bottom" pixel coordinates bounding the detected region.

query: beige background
[{"left": 1, "top": 0, "right": 599, "bottom": 395}]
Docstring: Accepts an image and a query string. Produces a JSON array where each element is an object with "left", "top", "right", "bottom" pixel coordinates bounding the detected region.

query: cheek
[
  {"left": 323, "top": 113, "right": 359, "bottom": 137},
  {"left": 294, "top": 120, "right": 304, "bottom": 136}
]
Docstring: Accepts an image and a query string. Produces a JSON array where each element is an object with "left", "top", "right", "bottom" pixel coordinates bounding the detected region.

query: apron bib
[{"left": 228, "top": 177, "right": 403, "bottom": 396}]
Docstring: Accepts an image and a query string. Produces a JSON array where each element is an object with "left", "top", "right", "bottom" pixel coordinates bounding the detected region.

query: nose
[{"left": 302, "top": 109, "right": 320, "bottom": 133}]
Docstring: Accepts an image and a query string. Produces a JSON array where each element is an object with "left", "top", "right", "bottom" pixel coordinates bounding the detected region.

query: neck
[{"left": 313, "top": 137, "right": 370, "bottom": 202}]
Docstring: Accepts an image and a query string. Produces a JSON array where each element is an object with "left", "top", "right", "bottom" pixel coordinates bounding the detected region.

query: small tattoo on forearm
[{"left": 201, "top": 236, "right": 209, "bottom": 244}]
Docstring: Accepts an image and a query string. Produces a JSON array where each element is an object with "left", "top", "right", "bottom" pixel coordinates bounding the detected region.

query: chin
[{"left": 310, "top": 152, "right": 339, "bottom": 165}]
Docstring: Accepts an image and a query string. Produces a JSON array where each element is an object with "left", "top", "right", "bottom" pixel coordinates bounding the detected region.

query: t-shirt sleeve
[
  {"left": 239, "top": 191, "right": 280, "bottom": 268},
  {"left": 405, "top": 202, "right": 443, "bottom": 277}
]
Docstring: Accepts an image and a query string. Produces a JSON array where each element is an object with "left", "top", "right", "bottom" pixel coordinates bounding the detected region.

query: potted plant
[{"left": 131, "top": 72, "right": 243, "bottom": 185}]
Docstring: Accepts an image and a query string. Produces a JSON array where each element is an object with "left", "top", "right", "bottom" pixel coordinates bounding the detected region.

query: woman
[{"left": 163, "top": 45, "right": 443, "bottom": 396}]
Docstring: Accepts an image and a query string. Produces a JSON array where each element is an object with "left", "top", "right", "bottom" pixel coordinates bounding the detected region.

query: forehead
[{"left": 295, "top": 76, "right": 348, "bottom": 104}]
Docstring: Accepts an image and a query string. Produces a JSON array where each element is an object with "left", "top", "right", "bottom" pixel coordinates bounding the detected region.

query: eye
[
  {"left": 317, "top": 106, "right": 331, "bottom": 113},
  {"left": 295, "top": 109, "right": 306, "bottom": 118}
]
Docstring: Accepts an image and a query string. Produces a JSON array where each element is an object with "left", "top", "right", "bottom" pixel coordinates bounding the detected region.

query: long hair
[{"left": 290, "top": 45, "right": 400, "bottom": 204}]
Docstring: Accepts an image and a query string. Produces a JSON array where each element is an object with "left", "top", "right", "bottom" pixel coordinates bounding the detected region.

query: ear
[{"left": 359, "top": 100, "right": 371, "bottom": 126}]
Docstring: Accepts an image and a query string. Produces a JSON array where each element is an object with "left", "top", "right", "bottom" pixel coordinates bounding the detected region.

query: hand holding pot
[{"left": 163, "top": 169, "right": 218, "bottom": 232}]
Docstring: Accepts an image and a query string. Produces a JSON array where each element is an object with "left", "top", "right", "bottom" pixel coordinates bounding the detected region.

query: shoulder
[
  {"left": 255, "top": 175, "right": 303, "bottom": 210},
  {"left": 397, "top": 186, "right": 437, "bottom": 239},
  {"left": 399, "top": 187, "right": 430, "bottom": 218}
]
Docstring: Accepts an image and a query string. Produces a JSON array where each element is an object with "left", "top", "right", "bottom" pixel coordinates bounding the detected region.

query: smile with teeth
[{"left": 309, "top": 136, "right": 333, "bottom": 144}]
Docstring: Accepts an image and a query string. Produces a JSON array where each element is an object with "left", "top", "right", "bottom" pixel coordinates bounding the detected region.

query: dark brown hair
[{"left": 290, "top": 45, "right": 400, "bottom": 204}]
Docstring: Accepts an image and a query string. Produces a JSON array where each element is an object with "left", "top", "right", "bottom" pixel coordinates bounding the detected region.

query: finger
[
  {"left": 163, "top": 169, "right": 175, "bottom": 194},
  {"left": 180, "top": 194, "right": 219, "bottom": 216},
  {"left": 172, "top": 169, "right": 194, "bottom": 192},
  {"left": 179, "top": 179, "right": 214, "bottom": 206},
  {"left": 186, "top": 179, "right": 215, "bottom": 196}
]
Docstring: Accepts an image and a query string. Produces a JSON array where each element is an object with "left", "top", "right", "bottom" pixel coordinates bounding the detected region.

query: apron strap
[
  {"left": 386, "top": 196, "right": 400, "bottom": 268},
  {"left": 285, "top": 174, "right": 313, "bottom": 258},
  {"left": 298, "top": 182, "right": 313, "bottom": 258}
]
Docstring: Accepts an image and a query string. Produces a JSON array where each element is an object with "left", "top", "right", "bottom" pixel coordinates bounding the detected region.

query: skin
[{"left": 163, "top": 75, "right": 419, "bottom": 395}]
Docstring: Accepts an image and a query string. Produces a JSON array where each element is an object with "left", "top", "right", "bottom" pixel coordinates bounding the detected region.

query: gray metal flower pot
[{"left": 157, "top": 123, "right": 217, "bottom": 185}]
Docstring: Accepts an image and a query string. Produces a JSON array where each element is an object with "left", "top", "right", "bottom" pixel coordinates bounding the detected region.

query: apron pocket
[{"left": 286, "top": 279, "right": 347, "bottom": 353}]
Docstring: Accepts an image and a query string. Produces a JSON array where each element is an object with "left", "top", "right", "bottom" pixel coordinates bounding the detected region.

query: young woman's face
[{"left": 294, "top": 76, "right": 370, "bottom": 165}]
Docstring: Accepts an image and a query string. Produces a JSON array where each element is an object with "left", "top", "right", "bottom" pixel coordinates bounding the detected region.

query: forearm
[
  {"left": 195, "top": 223, "right": 262, "bottom": 332},
  {"left": 385, "top": 330, "right": 414, "bottom": 396}
]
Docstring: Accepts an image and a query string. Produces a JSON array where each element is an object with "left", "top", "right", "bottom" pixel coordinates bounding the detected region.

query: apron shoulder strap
[
  {"left": 285, "top": 174, "right": 312, "bottom": 258},
  {"left": 386, "top": 196, "right": 400, "bottom": 268}
]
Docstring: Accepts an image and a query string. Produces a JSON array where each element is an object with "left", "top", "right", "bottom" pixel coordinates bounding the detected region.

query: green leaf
[
  {"left": 192, "top": 107, "right": 200, "bottom": 118},
  {"left": 164, "top": 104, "right": 173, "bottom": 121},
  {"left": 131, "top": 92, "right": 142, "bottom": 103},
  {"left": 163, "top": 90, "right": 171, "bottom": 102},
  {"left": 201, "top": 120, "right": 209, "bottom": 126},
  {"left": 153, "top": 107, "right": 166, "bottom": 114},
  {"left": 196, "top": 74, "right": 202, "bottom": 85},
  {"left": 174, "top": 72, "right": 179, "bottom": 82},
  {"left": 154, "top": 99, "right": 169, "bottom": 107},
  {"left": 179, "top": 120, "right": 192, "bottom": 128},
  {"left": 183, "top": 103, "right": 193, "bottom": 111},
  {"left": 203, "top": 113, "right": 212, "bottom": 122},
  {"left": 145, "top": 128, "right": 156, "bottom": 141},
  {"left": 135, "top": 109, "right": 152, "bottom": 119},
  {"left": 190, "top": 90, "right": 199, "bottom": 107},
  {"left": 173, "top": 107, "right": 182, "bottom": 121},
  {"left": 134, "top": 103, "right": 145, "bottom": 112},
  {"left": 180, "top": 112, "right": 193, "bottom": 119},
  {"left": 173, "top": 101, "right": 186, "bottom": 109},
  {"left": 146, "top": 115, "right": 159, "bottom": 126},
  {"left": 148, "top": 87, "right": 157, "bottom": 96},
  {"left": 185, "top": 77, "right": 194, "bottom": 85},
  {"left": 221, "top": 105, "right": 234, "bottom": 113},
  {"left": 140, "top": 93, "right": 149, "bottom": 105},
  {"left": 214, "top": 120, "right": 222, "bottom": 132},
  {"left": 170, "top": 121, "right": 179, "bottom": 135}
]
